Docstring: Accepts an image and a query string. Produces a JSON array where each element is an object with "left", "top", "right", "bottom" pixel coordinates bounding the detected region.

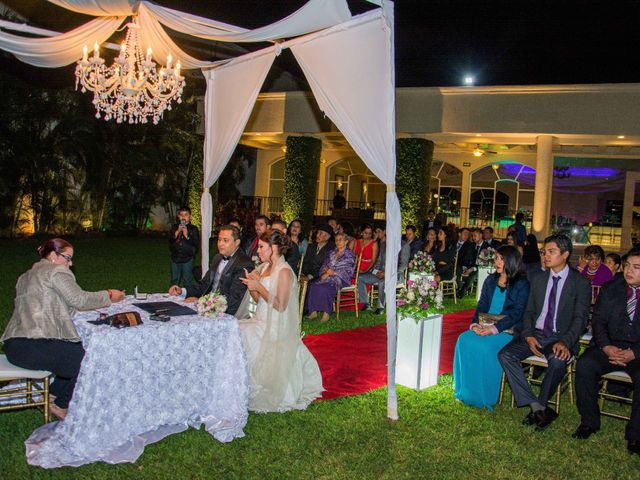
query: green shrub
[
  {"left": 396, "top": 138, "right": 434, "bottom": 233},
  {"left": 282, "top": 136, "right": 321, "bottom": 228}
]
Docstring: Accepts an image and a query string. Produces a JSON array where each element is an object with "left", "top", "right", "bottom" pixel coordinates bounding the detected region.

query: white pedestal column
[
  {"left": 396, "top": 313, "right": 443, "bottom": 390},
  {"left": 532, "top": 135, "right": 555, "bottom": 240},
  {"left": 476, "top": 266, "right": 495, "bottom": 300}
]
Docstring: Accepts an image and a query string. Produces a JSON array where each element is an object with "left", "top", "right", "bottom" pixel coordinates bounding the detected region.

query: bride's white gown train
[{"left": 239, "top": 272, "right": 323, "bottom": 412}]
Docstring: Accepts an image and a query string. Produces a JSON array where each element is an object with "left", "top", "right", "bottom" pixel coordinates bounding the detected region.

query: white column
[
  {"left": 532, "top": 135, "right": 554, "bottom": 239},
  {"left": 460, "top": 169, "right": 471, "bottom": 227},
  {"left": 621, "top": 172, "right": 640, "bottom": 251}
]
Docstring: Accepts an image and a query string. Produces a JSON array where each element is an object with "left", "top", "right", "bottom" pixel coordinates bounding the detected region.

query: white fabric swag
[
  {"left": 200, "top": 50, "right": 277, "bottom": 272},
  {"left": 0, "top": 1, "right": 352, "bottom": 68}
]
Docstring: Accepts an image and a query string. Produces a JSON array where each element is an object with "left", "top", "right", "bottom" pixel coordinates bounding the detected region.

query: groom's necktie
[{"left": 543, "top": 276, "right": 561, "bottom": 336}]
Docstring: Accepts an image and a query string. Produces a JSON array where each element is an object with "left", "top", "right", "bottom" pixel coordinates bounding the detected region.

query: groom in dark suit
[
  {"left": 499, "top": 234, "right": 591, "bottom": 431},
  {"left": 169, "top": 225, "right": 254, "bottom": 316}
]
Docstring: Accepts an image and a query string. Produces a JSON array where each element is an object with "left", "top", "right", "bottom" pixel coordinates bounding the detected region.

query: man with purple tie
[
  {"left": 499, "top": 234, "right": 591, "bottom": 431},
  {"left": 573, "top": 247, "right": 640, "bottom": 454}
]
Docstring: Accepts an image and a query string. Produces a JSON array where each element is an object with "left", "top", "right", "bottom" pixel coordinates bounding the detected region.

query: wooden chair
[
  {"left": 438, "top": 253, "right": 458, "bottom": 304},
  {"left": 297, "top": 254, "right": 305, "bottom": 282},
  {"left": 368, "top": 267, "right": 408, "bottom": 307},
  {"left": 598, "top": 370, "right": 633, "bottom": 421},
  {"left": 0, "top": 355, "right": 51, "bottom": 423},
  {"left": 298, "top": 278, "right": 308, "bottom": 332},
  {"left": 334, "top": 253, "right": 363, "bottom": 320},
  {"left": 499, "top": 355, "right": 575, "bottom": 413}
]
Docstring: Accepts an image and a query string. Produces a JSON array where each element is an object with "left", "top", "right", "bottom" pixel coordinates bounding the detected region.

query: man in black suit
[
  {"left": 457, "top": 228, "right": 485, "bottom": 298},
  {"left": 482, "top": 226, "right": 502, "bottom": 250},
  {"left": 244, "top": 215, "right": 271, "bottom": 261},
  {"left": 301, "top": 224, "right": 334, "bottom": 281},
  {"left": 405, "top": 225, "right": 424, "bottom": 262},
  {"left": 499, "top": 234, "right": 591, "bottom": 431},
  {"left": 420, "top": 210, "right": 441, "bottom": 243},
  {"left": 168, "top": 225, "right": 254, "bottom": 316},
  {"left": 573, "top": 247, "right": 640, "bottom": 453}
]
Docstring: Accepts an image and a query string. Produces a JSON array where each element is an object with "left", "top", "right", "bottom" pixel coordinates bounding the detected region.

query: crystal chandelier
[{"left": 74, "top": 20, "right": 185, "bottom": 125}]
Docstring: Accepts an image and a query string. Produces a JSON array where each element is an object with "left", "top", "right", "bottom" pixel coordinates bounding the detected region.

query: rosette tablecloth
[{"left": 25, "top": 295, "right": 249, "bottom": 468}]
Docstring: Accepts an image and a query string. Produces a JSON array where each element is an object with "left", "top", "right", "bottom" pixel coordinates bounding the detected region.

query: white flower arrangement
[
  {"left": 477, "top": 247, "right": 497, "bottom": 268},
  {"left": 397, "top": 276, "right": 443, "bottom": 319},
  {"left": 196, "top": 292, "right": 228, "bottom": 317},
  {"left": 408, "top": 251, "right": 436, "bottom": 275}
]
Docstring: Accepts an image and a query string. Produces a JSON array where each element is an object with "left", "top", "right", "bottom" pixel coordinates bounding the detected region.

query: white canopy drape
[
  {"left": 289, "top": 6, "right": 400, "bottom": 420},
  {"left": 0, "top": 1, "right": 351, "bottom": 68},
  {"left": 200, "top": 49, "right": 277, "bottom": 272}
]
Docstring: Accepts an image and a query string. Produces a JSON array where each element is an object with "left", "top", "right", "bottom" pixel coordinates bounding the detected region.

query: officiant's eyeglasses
[{"left": 57, "top": 252, "right": 73, "bottom": 263}]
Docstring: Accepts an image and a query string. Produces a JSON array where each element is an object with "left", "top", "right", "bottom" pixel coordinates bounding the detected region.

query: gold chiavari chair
[
  {"left": 335, "top": 253, "right": 363, "bottom": 320},
  {"left": 0, "top": 355, "right": 51, "bottom": 423}
]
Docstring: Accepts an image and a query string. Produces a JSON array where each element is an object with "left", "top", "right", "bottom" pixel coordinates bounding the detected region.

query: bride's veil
[{"left": 237, "top": 255, "right": 300, "bottom": 412}]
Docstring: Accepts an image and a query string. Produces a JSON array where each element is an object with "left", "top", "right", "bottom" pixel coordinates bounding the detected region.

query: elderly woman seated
[
  {"left": 305, "top": 232, "right": 356, "bottom": 323},
  {"left": 0, "top": 238, "right": 125, "bottom": 420},
  {"left": 453, "top": 245, "right": 530, "bottom": 410}
]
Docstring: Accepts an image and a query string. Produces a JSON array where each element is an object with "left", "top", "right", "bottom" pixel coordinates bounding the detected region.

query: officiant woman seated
[
  {"left": 0, "top": 238, "right": 125, "bottom": 420},
  {"left": 453, "top": 245, "right": 530, "bottom": 410}
]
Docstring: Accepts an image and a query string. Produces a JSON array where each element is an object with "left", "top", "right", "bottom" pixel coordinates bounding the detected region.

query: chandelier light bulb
[
  {"left": 93, "top": 42, "right": 99, "bottom": 57},
  {"left": 82, "top": 44, "right": 88, "bottom": 61}
]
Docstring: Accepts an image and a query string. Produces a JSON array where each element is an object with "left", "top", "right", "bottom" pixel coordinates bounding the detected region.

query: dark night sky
[{"left": 2, "top": 0, "right": 640, "bottom": 88}]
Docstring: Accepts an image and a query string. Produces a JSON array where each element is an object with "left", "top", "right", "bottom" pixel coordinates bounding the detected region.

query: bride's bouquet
[
  {"left": 408, "top": 251, "right": 436, "bottom": 275},
  {"left": 196, "top": 292, "right": 228, "bottom": 317}
]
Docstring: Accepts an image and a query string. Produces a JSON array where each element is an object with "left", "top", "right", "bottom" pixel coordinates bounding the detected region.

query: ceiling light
[
  {"left": 617, "top": 135, "right": 625, "bottom": 139},
  {"left": 473, "top": 146, "right": 484, "bottom": 157}
]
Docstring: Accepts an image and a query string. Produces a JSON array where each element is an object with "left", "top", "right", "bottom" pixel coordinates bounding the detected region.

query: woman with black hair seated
[
  {"left": 432, "top": 227, "right": 455, "bottom": 283},
  {"left": 453, "top": 245, "right": 530, "bottom": 410}
]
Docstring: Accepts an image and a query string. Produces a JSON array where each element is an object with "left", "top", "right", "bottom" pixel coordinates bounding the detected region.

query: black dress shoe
[
  {"left": 535, "top": 408, "right": 559, "bottom": 432},
  {"left": 522, "top": 410, "right": 539, "bottom": 426},
  {"left": 628, "top": 441, "right": 640, "bottom": 455},
  {"left": 572, "top": 424, "right": 598, "bottom": 439},
  {"left": 374, "top": 307, "right": 385, "bottom": 315}
]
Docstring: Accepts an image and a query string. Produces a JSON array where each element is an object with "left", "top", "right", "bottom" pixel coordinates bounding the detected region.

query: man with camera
[{"left": 169, "top": 206, "right": 200, "bottom": 287}]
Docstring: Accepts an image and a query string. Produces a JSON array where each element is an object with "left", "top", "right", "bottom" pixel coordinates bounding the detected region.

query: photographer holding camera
[{"left": 169, "top": 206, "right": 200, "bottom": 287}]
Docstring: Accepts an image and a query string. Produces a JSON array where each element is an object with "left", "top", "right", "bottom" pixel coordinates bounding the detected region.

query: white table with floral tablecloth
[{"left": 24, "top": 294, "right": 249, "bottom": 468}]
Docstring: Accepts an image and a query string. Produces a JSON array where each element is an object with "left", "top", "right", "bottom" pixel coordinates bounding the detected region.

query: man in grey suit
[
  {"left": 498, "top": 234, "right": 591, "bottom": 431},
  {"left": 169, "top": 225, "right": 254, "bottom": 316}
]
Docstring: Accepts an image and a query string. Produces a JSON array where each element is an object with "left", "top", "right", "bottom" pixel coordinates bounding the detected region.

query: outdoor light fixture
[
  {"left": 75, "top": 20, "right": 185, "bottom": 124},
  {"left": 464, "top": 76, "right": 474, "bottom": 86}
]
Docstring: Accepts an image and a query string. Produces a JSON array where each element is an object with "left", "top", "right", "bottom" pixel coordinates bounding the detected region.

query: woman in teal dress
[{"left": 453, "top": 245, "right": 530, "bottom": 410}]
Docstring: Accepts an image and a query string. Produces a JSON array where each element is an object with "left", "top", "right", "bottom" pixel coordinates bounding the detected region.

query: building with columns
[{"left": 235, "top": 83, "right": 640, "bottom": 250}]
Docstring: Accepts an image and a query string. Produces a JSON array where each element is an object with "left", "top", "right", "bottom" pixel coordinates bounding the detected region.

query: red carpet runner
[{"left": 303, "top": 309, "right": 474, "bottom": 400}]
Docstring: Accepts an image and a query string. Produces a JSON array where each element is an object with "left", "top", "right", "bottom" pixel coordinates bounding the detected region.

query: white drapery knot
[
  {"left": 385, "top": 183, "right": 395, "bottom": 192},
  {"left": 203, "top": 187, "right": 210, "bottom": 193}
]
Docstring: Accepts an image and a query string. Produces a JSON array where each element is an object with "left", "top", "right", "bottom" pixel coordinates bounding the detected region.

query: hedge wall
[
  {"left": 396, "top": 138, "right": 434, "bottom": 232},
  {"left": 282, "top": 136, "right": 321, "bottom": 229}
]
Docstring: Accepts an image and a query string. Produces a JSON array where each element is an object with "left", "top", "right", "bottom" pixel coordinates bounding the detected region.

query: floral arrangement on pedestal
[
  {"left": 196, "top": 292, "right": 228, "bottom": 317},
  {"left": 397, "top": 276, "right": 443, "bottom": 319},
  {"left": 408, "top": 251, "right": 436, "bottom": 275},
  {"left": 477, "top": 247, "right": 497, "bottom": 269}
]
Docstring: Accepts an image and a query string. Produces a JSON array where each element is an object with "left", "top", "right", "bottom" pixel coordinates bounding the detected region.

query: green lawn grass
[{"left": 1, "top": 237, "right": 638, "bottom": 479}]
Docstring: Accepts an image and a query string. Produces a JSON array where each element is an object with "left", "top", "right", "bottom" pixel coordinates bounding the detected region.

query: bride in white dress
[{"left": 238, "top": 229, "right": 323, "bottom": 412}]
